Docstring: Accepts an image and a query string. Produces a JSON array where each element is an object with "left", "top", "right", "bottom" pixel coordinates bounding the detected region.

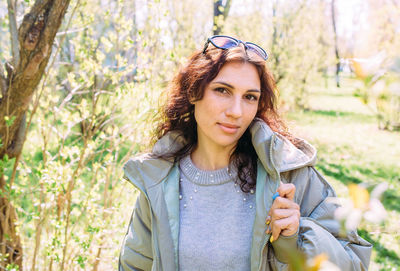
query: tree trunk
[
  {"left": 0, "top": 0, "right": 71, "bottom": 268},
  {"left": 213, "top": 0, "right": 232, "bottom": 35},
  {"left": 331, "top": 0, "right": 341, "bottom": 87}
]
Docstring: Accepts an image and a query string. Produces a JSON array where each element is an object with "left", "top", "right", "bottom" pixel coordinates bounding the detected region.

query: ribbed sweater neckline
[{"left": 179, "top": 154, "right": 238, "bottom": 186}]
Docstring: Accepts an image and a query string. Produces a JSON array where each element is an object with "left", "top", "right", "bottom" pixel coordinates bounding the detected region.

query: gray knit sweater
[{"left": 178, "top": 155, "right": 256, "bottom": 271}]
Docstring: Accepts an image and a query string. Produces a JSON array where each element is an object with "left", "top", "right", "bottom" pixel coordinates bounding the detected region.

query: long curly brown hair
[{"left": 153, "top": 45, "right": 299, "bottom": 193}]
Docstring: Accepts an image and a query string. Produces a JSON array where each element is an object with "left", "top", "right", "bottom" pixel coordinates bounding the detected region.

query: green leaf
[
  {"left": 6, "top": 263, "right": 19, "bottom": 271},
  {"left": 4, "top": 115, "right": 16, "bottom": 127},
  {"left": 76, "top": 255, "right": 87, "bottom": 268}
]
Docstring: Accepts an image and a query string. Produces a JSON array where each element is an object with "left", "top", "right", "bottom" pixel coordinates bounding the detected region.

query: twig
[
  {"left": 0, "top": 64, "right": 6, "bottom": 97},
  {"left": 55, "top": 26, "right": 88, "bottom": 36},
  {"left": 61, "top": 127, "right": 89, "bottom": 269},
  {"left": 6, "top": 0, "right": 19, "bottom": 67},
  {"left": 31, "top": 124, "right": 50, "bottom": 270},
  {"left": 3, "top": 66, "right": 14, "bottom": 158},
  {"left": 57, "top": 84, "right": 82, "bottom": 110}
]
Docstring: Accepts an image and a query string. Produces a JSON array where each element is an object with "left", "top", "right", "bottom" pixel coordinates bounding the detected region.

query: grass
[{"left": 286, "top": 77, "right": 400, "bottom": 270}]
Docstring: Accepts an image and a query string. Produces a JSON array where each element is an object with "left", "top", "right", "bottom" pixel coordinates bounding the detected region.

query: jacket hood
[
  {"left": 123, "top": 118, "right": 317, "bottom": 190},
  {"left": 250, "top": 118, "right": 317, "bottom": 175}
]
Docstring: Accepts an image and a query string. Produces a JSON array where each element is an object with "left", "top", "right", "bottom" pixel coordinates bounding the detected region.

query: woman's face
[{"left": 193, "top": 61, "right": 261, "bottom": 152}]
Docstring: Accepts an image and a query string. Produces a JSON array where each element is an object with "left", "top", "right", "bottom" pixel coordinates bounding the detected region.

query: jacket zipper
[{"left": 258, "top": 133, "right": 281, "bottom": 271}]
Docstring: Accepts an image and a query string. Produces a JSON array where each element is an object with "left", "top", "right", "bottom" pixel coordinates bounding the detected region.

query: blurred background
[{"left": 0, "top": 0, "right": 399, "bottom": 270}]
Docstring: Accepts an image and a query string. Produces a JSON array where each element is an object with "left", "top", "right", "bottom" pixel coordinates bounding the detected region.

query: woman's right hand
[{"left": 265, "top": 183, "right": 300, "bottom": 242}]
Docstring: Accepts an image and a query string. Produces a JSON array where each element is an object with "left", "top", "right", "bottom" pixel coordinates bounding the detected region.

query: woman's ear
[{"left": 188, "top": 95, "right": 196, "bottom": 105}]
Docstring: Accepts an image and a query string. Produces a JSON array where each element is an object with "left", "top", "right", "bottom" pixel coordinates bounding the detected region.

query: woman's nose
[{"left": 226, "top": 98, "right": 242, "bottom": 118}]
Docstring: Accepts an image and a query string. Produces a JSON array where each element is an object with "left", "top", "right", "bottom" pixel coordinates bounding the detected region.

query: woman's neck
[{"left": 190, "top": 143, "right": 235, "bottom": 171}]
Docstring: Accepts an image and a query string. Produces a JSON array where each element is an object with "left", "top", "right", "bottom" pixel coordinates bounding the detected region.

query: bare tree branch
[
  {"left": 55, "top": 26, "right": 88, "bottom": 36},
  {"left": 0, "top": 64, "right": 6, "bottom": 97},
  {"left": 7, "top": 0, "right": 20, "bottom": 67}
]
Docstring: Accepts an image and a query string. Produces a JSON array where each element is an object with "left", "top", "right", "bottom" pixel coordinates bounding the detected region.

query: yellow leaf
[
  {"left": 348, "top": 184, "right": 369, "bottom": 209},
  {"left": 350, "top": 59, "right": 367, "bottom": 79},
  {"left": 308, "top": 253, "right": 328, "bottom": 271}
]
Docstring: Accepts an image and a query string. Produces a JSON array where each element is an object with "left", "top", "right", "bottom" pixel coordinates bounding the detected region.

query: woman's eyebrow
[{"left": 212, "top": 81, "right": 261, "bottom": 93}]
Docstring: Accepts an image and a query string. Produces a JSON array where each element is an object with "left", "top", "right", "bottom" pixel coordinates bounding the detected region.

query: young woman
[{"left": 119, "top": 35, "right": 372, "bottom": 271}]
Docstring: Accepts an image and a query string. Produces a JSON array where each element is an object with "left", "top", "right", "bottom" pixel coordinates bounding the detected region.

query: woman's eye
[
  {"left": 215, "top": 87, "right": 228, "bottom": 94},
  {"left": 245, "top": 94, "right": 259, "bottom": 101}
]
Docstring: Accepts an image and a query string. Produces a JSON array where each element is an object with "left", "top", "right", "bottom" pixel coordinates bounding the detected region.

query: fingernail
[
  {"left": 265, "top": 217, "right": 270, "bottom": 225},
  {"left": 272, "top": 192, "right": 280, "bottom": 201},
  {"left": 270, "top": 235, "right": 274, "bottom": 243}
]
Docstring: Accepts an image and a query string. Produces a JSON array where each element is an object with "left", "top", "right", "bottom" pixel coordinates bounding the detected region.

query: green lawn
[{"left": 286, "top": 77, "right": 400, "bottom": 270}]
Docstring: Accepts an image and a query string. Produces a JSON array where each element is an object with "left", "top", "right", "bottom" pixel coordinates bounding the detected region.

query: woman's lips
[{"left": 217, "top": 122, "right": 240, "bottom": 134}]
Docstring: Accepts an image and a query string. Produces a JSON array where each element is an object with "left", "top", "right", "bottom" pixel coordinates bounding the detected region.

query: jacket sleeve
[
  {"left": 280, "top": 166, "right": 372, "bottom": 270},
  {"left": 119, "top": 191, "right": 153, "bottom": 271}
]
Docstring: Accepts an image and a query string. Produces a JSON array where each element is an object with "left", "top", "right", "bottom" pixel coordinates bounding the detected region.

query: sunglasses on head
[{"left": 202, "top": 35, "right": 268, "bottom": 61}]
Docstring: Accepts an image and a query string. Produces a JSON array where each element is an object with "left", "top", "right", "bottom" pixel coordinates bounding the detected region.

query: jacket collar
[{"left": 123, "top": 118, "right": 317, "bottom": 190}]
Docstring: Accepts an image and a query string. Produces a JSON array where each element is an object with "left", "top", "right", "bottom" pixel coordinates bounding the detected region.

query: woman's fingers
[
  {"left": 265, "top": 208, "right": 300, "bottom": 232},
  {"left": 276, "top": 183, "right": 296, "bottom": 201},
  {"left": 268, "top": 215, "right": 300, "bottom": 241},
  {"left": 265, "top": 184, "right": 300, "bottom": 242},
  {"left": 266, "top": 208, "right": 300, "bottom": 229},
  {"left": 270, "top": 208, "right": 300, "bottom": 220},
  {"left": 265, "top": 196, "right": 299, "bottom": 225},
  {"left": 269, "top": 196, "right": 299, "bottom": 213}
]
